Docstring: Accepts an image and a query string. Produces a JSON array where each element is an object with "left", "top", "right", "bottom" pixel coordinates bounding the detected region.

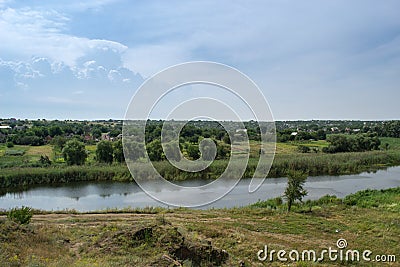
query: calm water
[{"left": 1, "top": 167, "right": 399, "bottom": 211}]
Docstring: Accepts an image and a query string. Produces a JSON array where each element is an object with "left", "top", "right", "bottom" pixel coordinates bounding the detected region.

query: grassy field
[{"left": 0, "top": 188, "right": 398, "bottom": 266}]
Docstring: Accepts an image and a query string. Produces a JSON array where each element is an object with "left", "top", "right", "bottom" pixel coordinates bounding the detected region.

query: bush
[
  {"left": 6, "top": 141, "right": 14, "bottom": 148},
  {"left": 38, "top": 155, "right": 52, "bottom": 166},
  {"left": 7, "top": 206, "right": 33, "bottom": 224},
  {"left": 297, "top": 145, "right": 310, "bottom": 153}
]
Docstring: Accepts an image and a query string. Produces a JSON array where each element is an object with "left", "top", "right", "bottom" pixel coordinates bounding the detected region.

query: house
[
  {"left": 14, "top": 125, "right": 25, "bottom": 131},
  {"left": 84, "top": 135, "right": 93, "bottom": 141},
  {"left": 101, "top": 132, "right": 110, "bottom": 141},
  {"left": 0, "top": 125, "right": 11, "bottom": 129}
]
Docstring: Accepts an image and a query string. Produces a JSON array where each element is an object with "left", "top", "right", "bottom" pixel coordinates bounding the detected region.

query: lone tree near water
[{"left": 284, "top": 170, "right": 308, "bottom": 212}]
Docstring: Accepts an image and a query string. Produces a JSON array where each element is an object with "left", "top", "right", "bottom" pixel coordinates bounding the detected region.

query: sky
[{"left": 0, "top": 0, "right": 399, "bottom": 120}]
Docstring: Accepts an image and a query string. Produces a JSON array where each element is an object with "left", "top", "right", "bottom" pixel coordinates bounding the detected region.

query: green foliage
[
  {"left": 146, "top": 139, "right": 164, "bottom": 161},
  {"left": 124, "top": 140, "right": 145, "bottom": 161},
  {"left": 51, "top": 135, "right": 67, "bottom": 150},
  {"left": 96, "top": 141, "right": 114, "bottom": 164},
  {"left": 163, "top": 141, "right": 181, "bottom": 162},
  {"left": 343, "top": 187, "right": 400, "bottom": 210},
  {"left": 199, "top": 138, "right": 216, "bottom": 161},
  {"left": 0, "top": 165, "right": 132, "bottom": 188},
  {"left": 7, "top": 206, "right": 33, "bottom": 224},
  {"left": 186, "top": 143, "right": 200, "bottom": 160},
  {"left": 252, "top": 197, "right": 283, "bottom": 209},
  {"left": 323, "top": 134, "right": 381, "bottom": 153},
  {"left": 284, "top": 170, "right": 308, "bottom": 212},
  {"left": 62, "top": 139, "right": 87, "bottom": 165},
  {"left": 38, "top": 155, "right": 52, "bottom": 166},
  {"left": 113, "top": 140, "right": 124, "bottom": 163},
  {"left": 297, "top": 145, "right": 310, "bottom": 153},
  {"left": 6, "top": 141, "right": 14, "bottom": 148}
]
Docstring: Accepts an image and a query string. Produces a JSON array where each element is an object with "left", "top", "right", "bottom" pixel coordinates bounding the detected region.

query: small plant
[
  {"left": 38, "top": 155, "right": 52, "bottom": 166},
  {"left": 297, "top": 145, "right": 310, "bottom": 153},
  {"left": 6, "top": 141, "right": 14, "bottom": 148},
  {"left": 7, "top": 206, "right": 33, "bottom": 224}
]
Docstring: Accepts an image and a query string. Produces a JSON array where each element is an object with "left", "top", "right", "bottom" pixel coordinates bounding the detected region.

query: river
[{"left": 1, "top": 166, "right": 399, "bottom": 211}]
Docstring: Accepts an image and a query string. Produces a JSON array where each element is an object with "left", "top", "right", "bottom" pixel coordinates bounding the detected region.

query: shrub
[
  {"left": 297, "top": 145, "right": 310, "bottom": 153},
  {"left": 6, "top": 141, "right": 14, "bottom": 148},
  {"left": 38, "top": 155, "right": 52, "bottom": 166},
  {"left": 7, "top": 206, "right": 33, "bottom": 224}
]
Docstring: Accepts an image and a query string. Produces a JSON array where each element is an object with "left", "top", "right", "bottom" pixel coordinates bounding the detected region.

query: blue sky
[{"left": 0, "top": 0, "right": 399, "bottom": 120}]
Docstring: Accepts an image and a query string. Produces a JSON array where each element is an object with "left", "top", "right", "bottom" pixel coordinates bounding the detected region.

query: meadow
[{"left": 0, "top": 187, "right": 398, "bottom": 266}]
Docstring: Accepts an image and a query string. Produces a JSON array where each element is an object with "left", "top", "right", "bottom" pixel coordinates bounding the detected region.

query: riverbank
[
  {"left": 1, "top": 188, "right": 398, "bottom": 266},
  {"left": 1, "top": 149, "right": 400, "bottom": 189}
]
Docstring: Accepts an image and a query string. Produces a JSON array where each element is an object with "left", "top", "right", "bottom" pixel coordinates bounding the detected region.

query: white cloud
[
  {"left": 0, "top": 7, "right": 127, "bottom": 66},
  {"left": 123, "top": 43, "right": 190, "bottom": 77}
]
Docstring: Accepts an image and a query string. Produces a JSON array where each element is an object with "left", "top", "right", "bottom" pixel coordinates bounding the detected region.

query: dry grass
[
  {"left": 1, "top": 200, "right": 398, "bottom": 266},
  {"left": 25, "top": 145, "right": 53, "bottom": 157}
]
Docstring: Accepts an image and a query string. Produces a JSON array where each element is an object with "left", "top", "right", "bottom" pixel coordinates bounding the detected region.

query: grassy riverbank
[
  {"left": 0, "top": 188, "right": 398, "bottom": 266},
  {"left": 1, "top": 138, "right": 400, "bottom": 188},
  {"left": 1, "top": 149, "right": 400, "bottom": 189}
]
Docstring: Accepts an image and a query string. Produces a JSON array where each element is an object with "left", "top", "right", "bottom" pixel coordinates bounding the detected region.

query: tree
[
  {"left": 163, "top": 141, "right": 181, "bottom": 162},
  {"left": 113, "top": 140, "right": 125, "bottom": 163},
  {"left": 49, "top": 125, "right": 63, "bottom": 137},
  {"left": 199, "top": 138, "right": 216, "bottom": 161},
  {"left": 284, "top": 170, "right": 308, "bottom": 212},
  {"left": 146, "top": 139, "right": 164, "bottom": 161},
  {"left": 125, "top": 140, "right": 145, "bottom": 161},
  {"left": 186, "top": 143, "right": 200, "bottom": 160},
  {"left": 92, "top": 128, "right": 102, "bottom": 139},
  {"left": 96, "top": 141, "right": 114, "bottom": 164},
  {"left": 62, "top": 139, "right": 87, "bottom": 165},
  {"left": 51, "top": 135, "right": 67, "bottom": 151}
]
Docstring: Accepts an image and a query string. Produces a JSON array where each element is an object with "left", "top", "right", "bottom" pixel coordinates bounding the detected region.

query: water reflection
[{"left": 0, "top": 167, "right": 399, "bottom": 211}]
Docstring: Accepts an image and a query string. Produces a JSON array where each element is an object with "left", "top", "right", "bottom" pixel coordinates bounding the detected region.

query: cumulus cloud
[{"left": 0, "top": 6, "right": 127, "bottom": 66}]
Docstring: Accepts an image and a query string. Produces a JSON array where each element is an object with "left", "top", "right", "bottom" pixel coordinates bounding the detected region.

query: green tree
[
  {"left": 146, "top": 139, "right": 164, "bottom": 161},
  {"left": 163, "top": 141, "right": 181, "bottom": 162},
  {"left": 49, "top": 125, "right": 63, "bottom": 137},
  {"left": 96, "top": 141, "right": 114, "bottom": 164},
  {"left": 199, "top": 138, "right": 216, "bottom": 161},
  {"left": 125, "top": 141, "right": 145, "bottom": 161},
  {"left": 51, "top": 135, "right": 67, "bottom": 151},
  {"left": 62, "top": 139, "right": 87, "bottom": 165},
  {"left": 284, "top": 170, "right": 308, "bottom": 212},
  {"left": 92, "top": 128, "right": 102, "bottom": 139},
  {"left": 113, "top": 140, "right": 125, "bottom": 163},
  {"left": 186, "top": 143, "right": 200, "bottom": 160}
]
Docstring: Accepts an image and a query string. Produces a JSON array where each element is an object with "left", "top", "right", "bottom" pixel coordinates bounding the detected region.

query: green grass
[{"left": 380, "top": 137, "right": 400, "bottom": 150}]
